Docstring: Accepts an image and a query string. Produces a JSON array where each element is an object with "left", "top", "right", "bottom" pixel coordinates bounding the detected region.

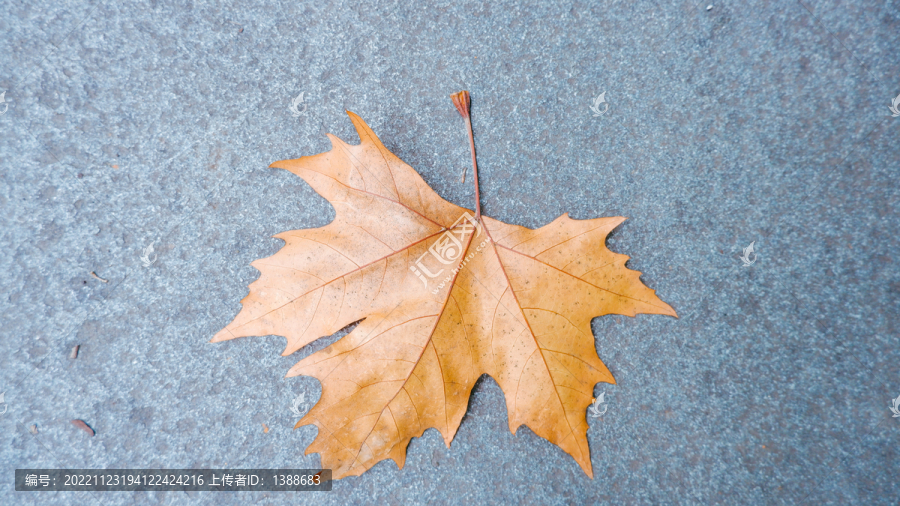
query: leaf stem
[{"left": 450, "top": 91, "right": 481, "bottom": 220}]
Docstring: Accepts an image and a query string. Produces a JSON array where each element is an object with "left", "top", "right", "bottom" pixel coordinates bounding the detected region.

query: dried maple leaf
[{"left": 212, "top": 93, "right": 676, "bottom": 479}]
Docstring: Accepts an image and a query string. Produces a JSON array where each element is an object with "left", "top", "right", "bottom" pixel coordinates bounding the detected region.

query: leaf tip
[
  {"left": 388, "top": 444, "right": 409, "bottom": 470},
  {"left": 654, "top": 298, "right": 678, "bottom": 318},
  {"left": 583, "top": 464, "right": 595, "bottom": 479},
  {"left": 442, "top": 434, "right": 453, "bottom": 449},
  {"left": 210, "top": 328, "right": 237, "bottom": 343}
]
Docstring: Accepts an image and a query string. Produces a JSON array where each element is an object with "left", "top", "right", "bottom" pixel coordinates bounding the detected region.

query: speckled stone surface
[{"left": 1, "top": 0, "right": 898, "bottom": 504}]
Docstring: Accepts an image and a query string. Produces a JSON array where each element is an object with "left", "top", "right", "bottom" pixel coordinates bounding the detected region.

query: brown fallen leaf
[
  {"left": 212, "top": 93, "right": 676, "bottom": 479},
  {"left": 262, "top": 423, "right": 269, "bottom": 433},
  {"left": 71, "top": 419, "right": 95, "bottom": 436}
]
